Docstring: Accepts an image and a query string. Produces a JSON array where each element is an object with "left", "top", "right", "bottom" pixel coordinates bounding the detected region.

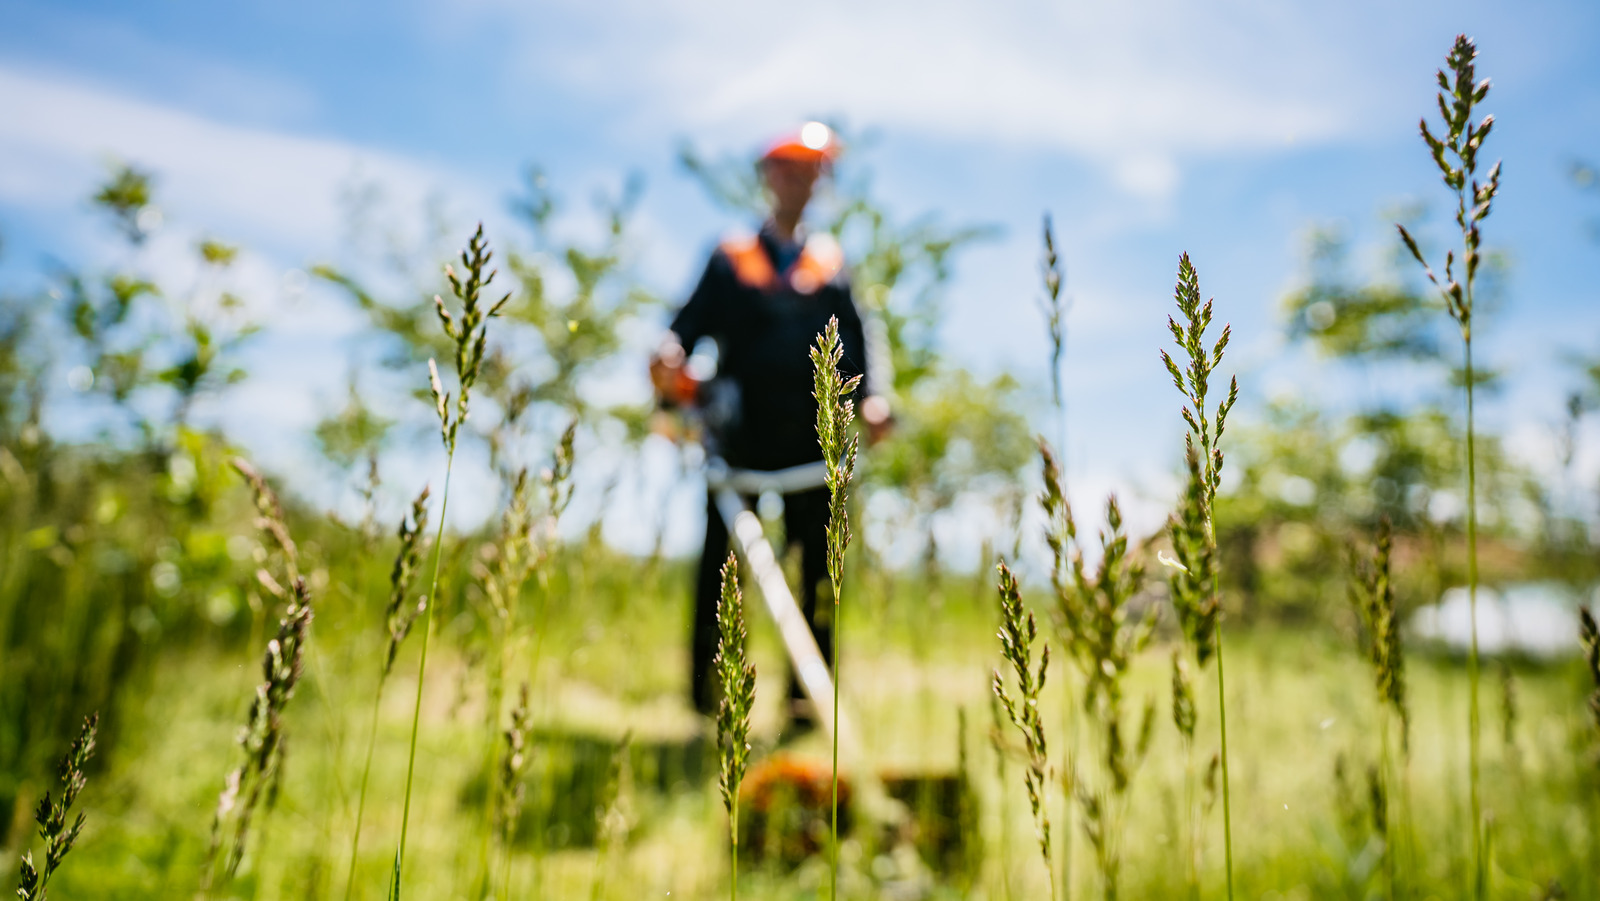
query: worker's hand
[
  {"left": 861, "top": 395, "right": 893, "bottom": 446},
  {"left": 649, "top": 338, "right": 692, "bottom": 405}
]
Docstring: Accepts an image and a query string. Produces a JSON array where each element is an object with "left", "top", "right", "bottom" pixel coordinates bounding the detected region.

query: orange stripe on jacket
[
  {"left": 720, "top": 234, "right": 778, "bottom": 291},
  {"left": 719, "top": 232, "right": 843, "bottom": 296}
]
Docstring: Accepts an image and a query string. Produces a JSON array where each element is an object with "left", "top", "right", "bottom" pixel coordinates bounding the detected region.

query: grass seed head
[
  {"left": 1038, "top": 214, "right": 1070, "bottom": 409},
  {"left": 496, "top": 681, "right": 532, "bottom": 844},
  {"left": 811, "top": 316, "right": 862, "bottom": 594},
  {"left": 1202, "top": 752, "right": 1221, "bottom": 813},
  {"left": 231, "top": 456, "right": 299, "bottom": 595},
  {"left": 206, "top": 577, "right": 314, "bottom": 886},
  {"left": 1367, "top": 763, "right": 1388, "bottom": 838},
  {"left": 429, "top": 224, "right": 511, "bottom": 455},
  {"left": 1171, "top": 649, "right": 1197, "bottom": 742},
  {"left": 1166, "top": 442, "right": 1220, "bottom": 666},
  {"left": 480, "top": 469, "right": 534, "bottom": 629},
  {"left": 17, "top": 712, "right": 99, "bottom": 901},
  {"left": 714, "top": 553, "right": 756, "bottom": 820},
  {"left": 1350, "top": 517, "right": 1409, "bottom": 751},
  {"left": 1039, "top": 440, "right": 1085, "bottom": 645},
  {"left": 1396, "top": 34, "right": 1501, "bottom": 334},
  {"left": 992, "top": 559, "right": 1054, "bottom": 882},
  {"left": 1065, "top": 496, "right": 1155, "bottom": 712},
  {"left": 1159, "top": 253, "right": 1233, "bottom": 671},
  {"left": 543, "top": 419, "right": 578, "bottom": 524},
  {"left": 1047, "top": 495, "right": 1156, "bottom": 900},
  {"left": 384, "top": 484, "right": 431, "bottom": 676}
]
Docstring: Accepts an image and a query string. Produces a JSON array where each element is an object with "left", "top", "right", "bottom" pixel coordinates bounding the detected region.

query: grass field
[{"left": 17, "top": 536, "right": 1596, "bottom": 901}]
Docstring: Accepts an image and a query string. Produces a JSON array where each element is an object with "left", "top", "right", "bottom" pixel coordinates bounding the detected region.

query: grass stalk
[
  {"left": 496, "top": 682, "right": 531, "bottom": 901},
  {"left": 393, "top": 224, "right": 510, "bottom": 898},
  {"left": 345, "top": 485, "right": 430, "bottom": 901},
  {"left": 1038, "top": 215, "right": 1076, "bottom": 901},
  {"left": 990, "top": 694, "right": 1014, "bottom": 901},
  {"left": 714, "top": 553, "right": 756, "bottom": 901},
  {"left": 16, "top": 713, "right": 98, "bottom": 901},
  {"left": 1213, "top": 635, "right": 1233, "bottom": 899},
  {"left": 206, "top": 460, "right": 314, "bottom": 892},
  {"left": 1041, "top": 443, "right": 1078, "bottom": 900},
  {"left": 1160, "top": 252, "right": 1238, "bottom": 901},
  {"left": 1180, "top": 694, "right": 1197, "bottom": 901},
  {"left": 1038, "top": 213, "right": 1071, "bottom": 462},
  {"left": 588, "top": 733, "right": 631, "bottom": 901},
  {"left": 992, "top": 560, "right": 1056, "bottom": 901},
  {"left": 811, "top": 316, "right": 861, "bottom": 901},
  {"left": 1465, "top": 336, "right": 1483, "bottom": 899},
  {"left": 1395, "top": 36, "right": 1501, "bottom": 898},
  {"left": 395, "top": 464, "right": 451, "bottom": 894},
  {"left": 1049, "top": 495, "right": 1157, "bottom": 901},
  {"left": 1381, "top": 705, "right": 1396, "bottom": 900},
  {"left": 346, "top": 683, "right": 386, "bottom": 899},
  {"left": 1353, "top": 517, "right": 1409, "bottom": 899},
  {"left": 475, "top": 467, "right": 536, "bottom": 896},
  {"left": 1061, "top": 689, "right": 1078, "bottom": 901}
]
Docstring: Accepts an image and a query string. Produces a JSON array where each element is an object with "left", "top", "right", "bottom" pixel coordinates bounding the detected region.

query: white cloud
[
  {"left": 0, "top": 64, "right": 487, "bottom": 255},
  {"left": 472, "top": 0, "right": 1376, "bottom": 201},
  {"left": 1112, "top": 152, "right": 1181, "bottom": 201}
]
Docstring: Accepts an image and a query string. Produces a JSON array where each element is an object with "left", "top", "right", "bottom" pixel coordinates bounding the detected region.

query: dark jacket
[{"left": 670, "top": 223, "right": 870, "bottom": 471}]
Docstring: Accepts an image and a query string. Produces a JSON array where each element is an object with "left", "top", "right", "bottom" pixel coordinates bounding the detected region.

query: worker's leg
[
  {"left": 784, "top": 486, "right": 834, "bottom": 709},
  {"left": 691, "top": 489, "right": 730, "bottom": 716}
]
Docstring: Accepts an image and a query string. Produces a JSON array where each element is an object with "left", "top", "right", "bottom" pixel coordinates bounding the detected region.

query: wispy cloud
[
  {"left": 472, "top": 0, "right": 1382, "bottom": 201},
  {"left": 0, "top": 65, "right": 484, "bottom": 255}
]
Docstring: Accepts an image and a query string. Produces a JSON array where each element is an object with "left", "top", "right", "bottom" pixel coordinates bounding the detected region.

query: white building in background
[{"left": 1409, "top": 583, "right": 1593, "bottom": 658}]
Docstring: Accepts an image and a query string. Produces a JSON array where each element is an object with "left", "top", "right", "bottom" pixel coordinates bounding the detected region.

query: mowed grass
[{"left": 39, "top": 546, "right": 1599, "bottom": 900}]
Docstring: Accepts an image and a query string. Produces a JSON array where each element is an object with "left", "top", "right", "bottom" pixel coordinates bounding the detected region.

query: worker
[{"left": 651, "top": 121, "right": 891, "bottom": 727}]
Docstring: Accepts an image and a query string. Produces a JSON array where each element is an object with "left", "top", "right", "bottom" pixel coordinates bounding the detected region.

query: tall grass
[
  {"left": 343, "top": 484, "right": 430, "bottom": 901},
  {"left": 810, "top": 315, "right": 861, "bottom": 901},
  {"left": 1160, "top": 252, "right": 1238, "bottom": 900},
  {"left": 476, "top": 422, "right": 576, "bottom": 896},
  {"left": 1350, "top": 518, "right": 1409, "bottom": 899},
  {"left": 589, "top": 731, "right": 633, "bottom": 901},
  {"left": 1165, "top": 446, "right": 1214, "bottom": 899},
  {"left": 15, "top": 713, "right": 97, "bottom": 901},
  {"left": 204, "top": 459, "right": 315, "bottom": 891},
  {"left": 992, "top": 559, "right": 1054, "bottom": 901},
  {"left": 1038, "top": 215, "right": 1070, "bottom": 455},
  {"left": 1046, "top": 494, "right": 1157, "bottom": 901},
  {"left": 714, "top": 553, "right": 756, "bottom": 901},
  {"left": 1395, "top": 35, "right": 1502, "bottom": 898},
  {"left": 1037, "top": 217, "right": 1076, "bottom": 901},
  {"left": 989, "top": 693, "right": 1015, "bottom": 901},
  {"left": 395, "top": 224, "right": 510, "bottom": 899},
  {"left": 480, "top": 470, "right": 535, "bottom": 721},
  {"left": 473, "top": 467, "right": 535, "bottom": 893},
  {"left": 495, "top": 681, "right": 531, "bottom": 901}
]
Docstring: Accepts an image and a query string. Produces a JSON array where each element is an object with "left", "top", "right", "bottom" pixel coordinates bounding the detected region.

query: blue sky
[{"left": 2, "top": 0, "right": 1598, "bottom": 553}]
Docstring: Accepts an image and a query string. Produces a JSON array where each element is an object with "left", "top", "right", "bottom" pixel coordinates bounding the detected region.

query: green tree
[
  {"left": 0, "top": 165, "right": 264, "bottom": 850},
  {"left": 1218, "top": 213, "right": 1527, "bottom": 624},
  {"left": 50, "top": 166, "right": 257, "bottom": 449},
  {"left": 314, "top": 165, "right": 661, "bottom": 484}
]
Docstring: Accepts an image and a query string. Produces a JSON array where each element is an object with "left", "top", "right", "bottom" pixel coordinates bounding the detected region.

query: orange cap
[{"left": 761, "top": 121, "right": 841, "bottom": 164}]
